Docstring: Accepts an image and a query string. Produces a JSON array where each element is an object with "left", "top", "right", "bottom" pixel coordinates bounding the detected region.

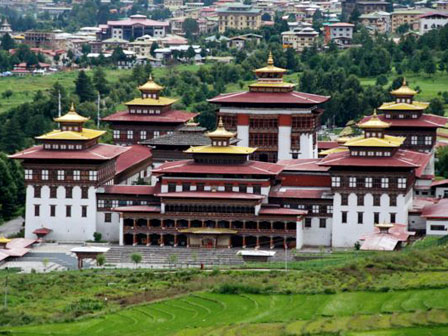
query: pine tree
[
  {"left": 93, "top": 67, "right": 110, "bottom": 95},
  {"left": 1, "top": 33, "right": 15, "bottom": 51},
  {"left": 1, "top": 117, "right": 25, "bottom": 154},
  {"left": 75, "top": 70, "right": 96, "bottom": 102},
  {"left": 0, "top": 155, "right": 16, "bottom": 220}
]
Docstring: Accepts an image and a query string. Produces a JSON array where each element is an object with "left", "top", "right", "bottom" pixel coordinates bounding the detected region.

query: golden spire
[
  {"left": 138, "top": 73, "right": 164, "bottom": 92},
  {"left": 358, "top": 109, "right": 390, "bottom": 129},
  {"left": 54, "top": 103, "right": 89, "bottom": 123},
  {"left": 390, "top": 78, "right": 417, "bottom": 96},
  {"left": 267, "top": 51, "right": 274, "bottom": 66},
  {"left": 207, "top": 117, "right": 235, "bottom": 139}
]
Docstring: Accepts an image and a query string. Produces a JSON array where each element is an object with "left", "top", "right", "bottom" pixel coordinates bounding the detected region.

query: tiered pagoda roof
[
  {"left": 208, "top": 53, "right": 330, "bottom": 105},
  {"left": 10, "top": 104, "right": 128, "bottom": 161},
  {"left": 102, "top": 75, "right": 195, "bottom": 124}
]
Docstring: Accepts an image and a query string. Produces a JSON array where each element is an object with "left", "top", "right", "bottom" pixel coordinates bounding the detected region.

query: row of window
[
  {"left": 25, "top": 169, "right": 97, "bottom": 181},
  {"left": 113, "top": 130, "right": 171, "bottom": 140},
  {"left": 410, "top": 135, "right": 433, "bottom": 146},
  {"left": 34, "top": 186, "right": 90, "bottom": 199},
  {"left": 43, "top": 143, "right": 83, "bottom": 150},
  {"left": 341, "top": 193, "right": 398, "bottom": 206},
  {"left": 129, "top": 107, "right": 161, "bottom": 114},
  {"left": 340, "top": 211, "right": 396, "bottom": 224},
  {"left": 250, "top": 133, "right": 278, "bottom": 146},
  {"left": 165, "top": 204, "right": 254, "bottom": 214},
  {"left": 351, "top": 150, "right": 392, "bottom": 157},
  {"left": 98, "top": 199, "right": 145, "bottom": 208},
  {"left": 304, "top": 218, "right": 327, "bottom": 228},
  {"left": 167, "top": 182, "right": 262, "bottom": 194},
  {"left": 284, "top": 204, "right": 333, "bottom": 214},
  {"left": 384, "top": 113, "right": 418, "bottom": 119},
  {"left": 331, "top": 176, "right": 407, "bottom": 189},
  {"left": 34, "top": 204, "right": 88, "bottom": 218}
]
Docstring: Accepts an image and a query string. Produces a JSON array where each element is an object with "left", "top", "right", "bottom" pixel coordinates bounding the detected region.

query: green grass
[{"left": 4, "top": 289, "right": 448, "bottom": 335}]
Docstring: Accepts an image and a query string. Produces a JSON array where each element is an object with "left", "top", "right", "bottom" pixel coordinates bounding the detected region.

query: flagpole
[
  {"left": 97, "top": 92, "right": 100, "bottom": 128},
  {"left": 58, "top": 90, "right": 61, "bottom": 117}
]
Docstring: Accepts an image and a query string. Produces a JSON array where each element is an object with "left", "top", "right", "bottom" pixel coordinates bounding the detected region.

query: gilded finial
[
  {"left": 267, "top": 51, "right": 274, "bottom": 66},
  {"left": 149, "top": 73, "right": 153, "bottom": 81},
  {"left": 70, "top": 102, "right": 75, "bottom": 112},
  {"left": 218, "top": 117, "right": 224, "bottom": 128},
  {"left": 402, "top": 78, "right": 407, "bottom": 86},
  {"left": 373, "top": 109, "right": 378, "bottom": 117}
]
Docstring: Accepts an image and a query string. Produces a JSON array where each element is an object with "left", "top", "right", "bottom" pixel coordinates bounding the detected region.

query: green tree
[
  {"left": 131, "top": 253, "right": 142, "bottom": 266},
  {"left": 428, "top": 98, "right": 445, "bottom": 116},
  {"left": 2, "top": 89, "right": 13, "bottom": 99},
  {"left": 96, "top": 254, "right": 105, "bottom": 266},
  {"left": 75, "top": 70, "right": 96, "bottom": 102},
  {"left": 186, "top": 46, "right": 196, "bottom": 60},
  {"left": 150, "top": 42, "right": 159, "bottom": 57},
  {"left": 1, "top": 33, "right": 15, "bottom": 51},
  {"left": 436, "top": 146, "right": 448, "bottom": 178},
  {"left": 0, "top": 155, "right": 17, "bottom": 220},
  {"left": 285, "top": 47, "right": 298, "bottom": 70},
  {"left": 182, "top": 18, "right": 199, "bottom": 39},
  {"left": 93, "top": 67, "right": 109, "bottom": 95},
  {"left": 376, "top": 75, "right": 388, "bottom": 86}
]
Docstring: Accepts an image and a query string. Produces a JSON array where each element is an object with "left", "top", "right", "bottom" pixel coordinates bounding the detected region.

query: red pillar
[
  {"left": 160, "top": 234, "right": 164, "bottom": 247},
  {"left": 256, "top": 236, "right": 260, "bottom": 249},
  {"left": 270, "top": 236, "right": 274, "bottom": 249},
  {"left": 174, "top": 235, "right": 178, "bottom": 247},
  {"left": 133, "top": 233, "right": 137, "bottom": 246},
  {"left": 242, "top": 236, "right": 246, "bottom": 248}
]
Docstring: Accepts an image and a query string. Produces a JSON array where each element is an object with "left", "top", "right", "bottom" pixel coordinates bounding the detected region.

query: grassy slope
[
  {"left": 6, "top": 290, "right": 448, "bottom": 335},
  {"left": 0, "top": 64, "right": 202, "bottom": 114}
]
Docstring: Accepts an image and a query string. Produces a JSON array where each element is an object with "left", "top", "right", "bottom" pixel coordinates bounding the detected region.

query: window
[
  {"left": 225, "top": 183, "right": 232, "bottom": 192},
  {"left": 431, "top": 225, "right": 446, "bottom": 231},
  {"left": 390, "top": 212, "right": 396, "bottom": 223},
  {"left": 374, "top": 212, "right": 380, "bottom": 224},
  {"left": 56, "top": 170, "right": 64, "bottom": 181},
  {"left": 182, "top": 183, "right": 190, "bottom": 192},
  {"left": 411, "top": 136, "right": 417, "bottom": 145},
  {"left": 25, "top": 169, "right": 33, "bottom": 180},
  {"left": 81, "top": 187, "right": 89, "bottom": 199},
  {"left": 127, "top": 130, "right": 133, "bottom": 139},
  {"left": 327, "top": 205, "right": 333, "bottom": 214},
  {"left": 319, "top": 218, "right": 326, "bottom": 228},
  {"left": 239, "top": 184, "right": 247, "bottom": 193},
  {"left": 331, "top": 176, "right": 341, "bottom": 187},
  {"left": 66, "top": 205, "right": 72, "bottom": 217},
  {"left": 98, "top": 200, "right": 105, "bottom": 208},
  {"left": 81, "top": 206, "right": 87, "bottom": 218},
  {"left": 89, "top": 171, "right": 97, "bottom": 181},
  {"left": 105, "top": 213, "right": 112, "bottom": 223},
  {"left": 50, "top": 205, "right": 56, "bottom": 217},
  {"left": 390, "top": 195, "right": 397, "bottom": 206},
  {"left": 358, "top": 212, "right": 363, "bottom": 224},
  {"left": 112, "top": 200, "right": 118, "bottom": 208},
  {"left": 196, "top": 183, "right": 204, "bottom": 191},
  {"left": 140, "top": 130, "right": 147, "bottom": 140},
  {"left": 34, "top": 186, "right": 41, "bottom": 198},
  {"left": 341, "top": 211, "right": 347, "bottom": 224},
  {"left": 41, "top": 169, "right": 49, "bottom": 180},
  {"left": 66, "top": 187, "right": 73, "bottom": 199},
  {"left": 365, "top": 177, "right": 372, "bottom": 188},
  {"left": 341, "top": 194, "right": 348, "bottom": 206},
  {"left": 398, "top": 178, "right": 406, "bottom": 189},
  {"left": 168, "top": 183, "right": 176, "bottom": 192},
  {"left": 50, "top": 186, "right": 57, "bottom": 198},
  {"left": 349, "top": 177, "right": 357, "bottom": 188},
  {"left": 73, "top": 170, "right": 80, "bottom": 181},
  {"left": 154, "top": 131, "right": 160, "bottom": 138},
  {"left": 425, "top": 136, "right": 432, "bottom": 145},
  {"left": 381, "top": 178, "right": 389, "bottom": 188},
  {"left": 113, "top": 130, "right": 120, "bottom": 139},
  {"left": 312, "top": 205, "right": 319, "bottom": 213},
  {"left": 253, "top": 184, "right": 261, "bottom": 194},
  {"left": 34, "top": 204, "right": 40, "bottom": 216},
  {"left": 373, "top": 194, "right": 381, "bottom": 206},
  {"left": 305, "top": 218, "right": 312, "bottom": 228},
  {"left": 357, "top": 194, "right": 364, "bottom": 206}
]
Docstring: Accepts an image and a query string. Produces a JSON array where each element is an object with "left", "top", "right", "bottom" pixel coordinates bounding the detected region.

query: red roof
[
  {"left": 208, "top": 91, "right": 330, "bottom": 105},
  {"left": 103, "top": 185, "right": 158, "bottom": 195},
  {"left": 102, "top": 110, "right": 196, "bottom": 123},
  {"left": 360, "top": 224, "right": 414, "bottom": 251},
  {"left": 422, "top": 199, "right": 448, "bottom": 219},
  {"left": 33, "top": 228, "right": 52, "bottom": 235},
  {"left": 431, "top": 179, "right": 448, "bottom": 188},
  {"left": 9, "top": 144, "right": 129, "bottom": 161},
  {"left": 115, "top": 144, "right": 152, "bottom": 174},
  {"left": 361, "top": 114, "right": 448, "bottom": 128},
  {"left": 329, "top": 22, "right": 355, "bottom": 27},
  {"left": 153, "top": 159, "right": 284, "bottom": 175},
  {"left": 269, "top": 187, "right": 327, "bottom": 199},
  {"left": 419, "top": 12, "right": 448, "bottom": 18},
  {"left": 278, "top": 158, "right": 330, "bottom": 172},
  {"left": 113, "top": 205, "right": 161, "bottom": 213},
  {"left": 319, "top": 149, "right": 431, "bottom": 177},
  {"left": 259, "top": 207, "right": 307, "bottom": 216},
  {"left": 318, "top": 141, "right": 339, "bottom": 150},
  {"left": 156, "top": 191, "right": 265, "bottom": 200}
]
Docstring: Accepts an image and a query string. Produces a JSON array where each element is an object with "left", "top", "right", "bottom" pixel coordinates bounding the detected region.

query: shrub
[
  {"left": 131, "top": 253, "right": 142, "bottom": 266},
  {"left": 93, "top": 232, "right": 102, "bottom": 242},
  {"left": 96, "top": 254, "right": 105, "bottom": 266}
]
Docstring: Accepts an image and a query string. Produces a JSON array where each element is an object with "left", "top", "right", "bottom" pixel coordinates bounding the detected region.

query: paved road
[{"left": 0, "top": 216, "right": 24, "bottom": 237}]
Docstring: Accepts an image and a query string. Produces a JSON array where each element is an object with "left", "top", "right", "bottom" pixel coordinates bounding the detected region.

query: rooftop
[
  {"left": 102, "top": 110, "right": 195, "bottom": 123},
  {"left": 115, "top": 144, "right": 152, "bottom": 175}
]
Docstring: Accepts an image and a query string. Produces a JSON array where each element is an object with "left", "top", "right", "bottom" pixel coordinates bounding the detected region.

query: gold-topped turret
[
  {"left": 138, "top": 74, "right": 164, "bottom": 93},
  {"left": 250, "top": 52, "right": 295, "bottom": 92},
  {"left": 254, "top": 51, "right": 287, "bottom": 74},
  {"left": 54, "top": 103, "right": 89, "bottom": 124},
  {"left": 206, "top": 117, "right": 236, "bottom": 140},
  {"left": 358, "top": 110, "right": 390, "bottom": 129},
  {"left": 390, "top": 78, "right": 417, "bottom": 97}
]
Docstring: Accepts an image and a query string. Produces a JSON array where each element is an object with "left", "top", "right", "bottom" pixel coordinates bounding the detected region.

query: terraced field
[{"left": 5, "top": 288, "right": 448, "bottom": 336}]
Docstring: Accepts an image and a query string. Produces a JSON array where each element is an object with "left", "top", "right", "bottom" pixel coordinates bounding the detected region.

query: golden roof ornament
[
  {"left": 54, "top": 103, "right": 89, "bottom": 123},
  {"left": 267, "top": 51, "right": 274, "bottom": 66},
  {"left": 390, "top": 78, "right": 417, "bottom": 96},
  {"left": 254, "top": 51, "right": 287, "bottom": 74},
  {"left": 207, "top": 117, "right": 236, "bottom": 139},
  {"left": 358, "top": 109, "right": 390, "bottom": 129},
  {"left": 138, "top": 73, "right": 164, "bottom": 92}
]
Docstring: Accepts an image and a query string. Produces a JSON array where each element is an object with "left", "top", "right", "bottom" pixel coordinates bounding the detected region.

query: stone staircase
[{"left": 104, "top": 246, "right": 295, "bottom": 266}]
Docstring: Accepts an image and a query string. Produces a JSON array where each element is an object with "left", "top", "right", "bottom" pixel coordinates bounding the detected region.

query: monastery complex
[{"left": 9, "top": 56, "right": 448, "bottom": 249}]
